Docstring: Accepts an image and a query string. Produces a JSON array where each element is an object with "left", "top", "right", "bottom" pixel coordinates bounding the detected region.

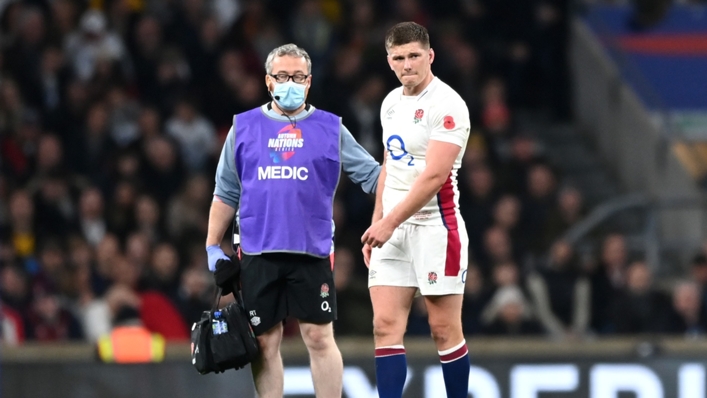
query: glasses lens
[
  {"left": 293, "top": 74, "right": 307, "bottom": 83},
  {"left": 274, "top": 74, "right": 288, "bottom": 83}
]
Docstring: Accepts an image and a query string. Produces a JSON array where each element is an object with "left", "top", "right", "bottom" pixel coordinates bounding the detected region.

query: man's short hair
[
  {"left": 384, "top": 22, "right": 430, "bottom": 51},
  {"left": 264, "top": 43, "right": 312, "bottom": 74}
]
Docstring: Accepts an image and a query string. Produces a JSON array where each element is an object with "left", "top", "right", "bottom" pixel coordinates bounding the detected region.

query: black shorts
[{"left": 240, "top": 252, "right": 337, "bottom": 336}]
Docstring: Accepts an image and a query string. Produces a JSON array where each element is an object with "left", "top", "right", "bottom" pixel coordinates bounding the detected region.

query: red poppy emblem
[{"left": 443, "top": 115, "right": 455, "bottom": 130}]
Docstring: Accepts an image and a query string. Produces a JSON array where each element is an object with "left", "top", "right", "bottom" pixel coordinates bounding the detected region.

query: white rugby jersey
[{"left": 380, "top": 77, "right": 470, "bottom": 227}]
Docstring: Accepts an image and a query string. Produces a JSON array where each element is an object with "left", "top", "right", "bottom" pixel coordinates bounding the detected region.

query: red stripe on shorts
[
  {"left": 440, "top": 344, "right": 468, "bottom": 363},
  {"left": 437, "top": 174, "right": 461, "bottom": 276},
  {"left": 329, "top": 253, "right": 335, "bottom": 271}
]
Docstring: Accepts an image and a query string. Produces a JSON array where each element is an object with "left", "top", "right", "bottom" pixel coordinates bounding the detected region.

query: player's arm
[
  {"left": 206, "top": 127, "right": 240, "bottom": 248},
  {"left": 386, "top": 141, "right": 459, "bottom": 225},
  {"left": 371, "top": 154, "right": 387, "bottom": 223},
  {"left": 340, "top": 124, "right": 381, "bottom": 194}
]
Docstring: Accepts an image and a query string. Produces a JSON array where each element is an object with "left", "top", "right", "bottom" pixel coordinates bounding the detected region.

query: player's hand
[
  {"left": 362, "top": 243, "right": 372, "bottom": 268},
  {"left": 206, "top": 245, "right": 229, "bottom": 272},
  {"left": 361, "top": 218, "right": 396, "bottom": 248}
]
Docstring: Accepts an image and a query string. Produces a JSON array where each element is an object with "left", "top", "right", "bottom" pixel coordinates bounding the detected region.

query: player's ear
[{"left": 428, "top": 48, "right": 435, "bottom": 65}]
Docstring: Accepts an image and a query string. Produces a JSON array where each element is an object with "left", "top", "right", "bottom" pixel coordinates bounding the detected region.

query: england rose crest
[
  {"left": 427, "top": 271, "right": 438, "bottom": 285},
  {"left": 413, "top": 109, "right": 424, "bottom": 124},
  {"left": 320, "top": 283, "right": 330, "bottom": 298}
]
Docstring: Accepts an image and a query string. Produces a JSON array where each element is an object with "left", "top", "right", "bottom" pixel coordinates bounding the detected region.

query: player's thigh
[
  {"left": 370, "top": 285, "right": 417, "bottom": 335},
  {"left": 285, "top": 254, "right": 337, "bottom": 324},
  {"left": 240, "top": 253, "right": 288, "bottom": 336},
  {"left": 368, "top": 227, "right": 416, "bottom": 288},
  {"left": 411, "top": 225, "right": 469, "bottom": 296}
]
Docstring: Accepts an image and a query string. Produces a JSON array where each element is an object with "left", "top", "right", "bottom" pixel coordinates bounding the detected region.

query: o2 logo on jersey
[{"left": 386, "top": 135, "right": 415, "bottom": 166}]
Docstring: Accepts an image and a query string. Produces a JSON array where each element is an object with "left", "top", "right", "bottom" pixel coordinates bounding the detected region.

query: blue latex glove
[{"left": 206, "top": 245, "right": 229, "bottom": 272}]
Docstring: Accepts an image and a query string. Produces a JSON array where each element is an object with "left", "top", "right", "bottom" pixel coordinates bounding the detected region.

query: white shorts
[{"left": 368, "top": 223, "right": 468, "bottom": 295}]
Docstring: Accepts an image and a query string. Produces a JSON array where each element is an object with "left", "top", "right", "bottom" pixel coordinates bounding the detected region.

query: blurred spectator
[
  {"left": 610, "top": 261, "right": 671, "bottom": 334},
  {"left": 291, "top": 0, "right": 334, "bottom": 77},
  {"left": 153, "top": 47, "right": 191, "bottom": 116},
  {"left": 69, "top": 102, "right": 117, "bottom": 186},
  {"left": 460, "top": 164, "right": 496, "bottom": 265},
  {"left": 72, "top": 260, "right": 111, "bottom": 343},
  {"left": 126, "top": 232, "right": 152, "bottom": 272},
  {"left": 165, "top": 99, "right": 217, "bottom": 173},
  {"left": 496, "top": 134, "right": 544, "bottom": 195},
  {"left": 520, "top": 163, "right": 557, "bottom": 254},
  {"left": 589, "top": 233, "right": 629, "bottom": 333},
  {"left": 78, "top": 187, "right": 107, "bottom": 247},
  {"left": 166, "top": 174, "right": 211, "bottom": 243},
  {"left": 64, "top": 10, "right": 129, "bottom": 82},
  {"left": 542, "top": 186, "right": 585, "bottom": 248},
  {"left": 491, "top": 194, "right": 524, "bottom": 253},
  {"left": 339, "top": 74, "right": 386, "bottom": 159},
  {"left": 527, "top": 241, "right": 590, "bottom": 339},
  {"left": 106, "top": 86, "right": 140, "bottom": 148},
  {"left": 8, "top": 189, "right": 36, "bottom": 259},
  {"left": 0, "top": 264, "right": 30, "bottom": 313},
  {"left": 133, "top": 195, "right": 165, "bottom": 243},
  {"left": 480, "top": 226, "right": 515, "bottom": 274},
  {"left": 1, "top": 300, "right": 25, "bottom": 345},
  {"left": 129, "top": 15, "right": 162, "bottom": 104},
  {"left": 462, "top": 264, "right": 491, "bottom": 335},
  {"left": 31, "top": 172, "right": 78, "bottom": 238},
  {"left": 33, "top": 239, "right": 68, "bottom": 294},
  {"left": 25, "top": 285, "right": 84, "bottom": 341},
  {"left": 106, "top": 180, "right": 137, "bottom": 240},
  {"left": 4, "top": 6, "right": 46, "bottom": 110},
  {"left": 94, "top": 234, "right": 120, "bottom": 295},
  {"left": 175, "top": 267, "right": 212, "bottom": 326},
  {"left": 145, "top": 242, "right": 181, "bottom": 299},
  {"left": 480, "top": 285, "right": 543, "bottom": 336},
  {"left": 141, "top": 136, "right": 183, "bottom": 205},
  {"left": 665, "top": 280, "right": 707, "bottom": 337}
]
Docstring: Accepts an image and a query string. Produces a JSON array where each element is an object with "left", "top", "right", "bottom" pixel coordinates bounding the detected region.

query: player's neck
[{"left": 402, "top": 73, "right": 435, "bottom": 96}]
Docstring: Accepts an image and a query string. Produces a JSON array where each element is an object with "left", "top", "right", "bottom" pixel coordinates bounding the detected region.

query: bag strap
[
  {"left": 210, "top": 287, "right": 245, "bottom": 312},
  {"left": 211, "top": 287, "right": 222, "bottom": 312}
]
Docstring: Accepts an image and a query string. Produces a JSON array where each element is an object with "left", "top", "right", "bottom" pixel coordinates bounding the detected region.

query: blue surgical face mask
[{"left": 272, "top": 81, "right": 307, "bottom": 111}]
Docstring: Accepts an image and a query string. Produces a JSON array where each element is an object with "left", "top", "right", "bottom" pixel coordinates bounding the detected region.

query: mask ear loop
[{"left": 269, "top": 81, "right": 299, "bottom": 129}]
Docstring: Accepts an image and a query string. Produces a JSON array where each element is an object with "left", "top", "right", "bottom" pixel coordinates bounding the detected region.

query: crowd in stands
[{"left": 1, "top": 0, "right": 705, "bottom": 345}]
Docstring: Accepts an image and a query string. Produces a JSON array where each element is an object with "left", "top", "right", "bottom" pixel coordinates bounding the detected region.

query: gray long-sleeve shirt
[{"left": 214, "top": 104, "right": 381, "bottom": 209}]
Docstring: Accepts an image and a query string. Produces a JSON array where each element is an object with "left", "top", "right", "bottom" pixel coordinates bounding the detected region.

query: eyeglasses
[{"left": 270, "top": 73, "right": 309, "bottom": 83}]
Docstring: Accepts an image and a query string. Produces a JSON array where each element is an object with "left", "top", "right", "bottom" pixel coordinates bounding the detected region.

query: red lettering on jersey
[{"left": 443, "top": 116, "right": 455, "bottom": 129}]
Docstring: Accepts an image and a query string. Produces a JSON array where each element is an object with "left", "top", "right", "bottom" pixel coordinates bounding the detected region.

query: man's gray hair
[{"left": 264, "top": 44, "right": 312, "bottom": 75}]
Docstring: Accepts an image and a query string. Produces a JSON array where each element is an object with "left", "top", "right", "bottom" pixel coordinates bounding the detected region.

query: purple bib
[{"left": 234, "top": 107, "right": 341, "bottom": 257}]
